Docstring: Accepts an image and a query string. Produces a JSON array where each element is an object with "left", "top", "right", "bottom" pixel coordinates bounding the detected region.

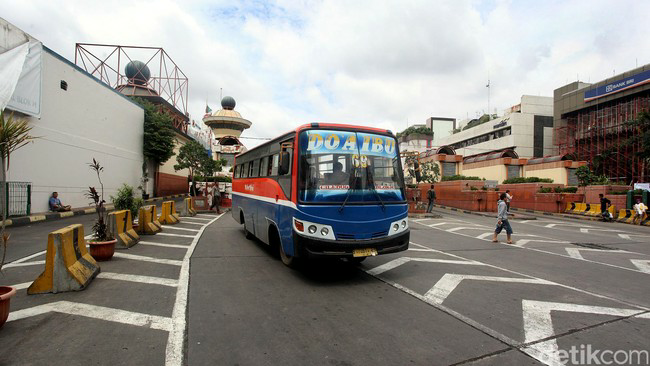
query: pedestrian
[
  {"left": 599, "top": 193, "right": 612, "bottom": 221},
  {"left": 505, "top": 190, "right": 512, "bottom": 212},
  {"left": 210, "top": 184, "right": 222, "bottom": 214},
  {"left": 49, "top": 192, "right": 72, "bottom": 212},
  {"left": 633, "top": 198, "right": 648, "bottom": 225},
  {"left": 492, "top": 193, "right": 513, "bottom": 244},
  {"left": 426, "top": 184, "right": 436, "bottom": 213}
]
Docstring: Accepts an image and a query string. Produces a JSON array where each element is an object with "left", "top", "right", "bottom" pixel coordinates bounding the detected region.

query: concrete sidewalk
[{"left": 1, "top": 194, "right": 189, "bottom": 228}]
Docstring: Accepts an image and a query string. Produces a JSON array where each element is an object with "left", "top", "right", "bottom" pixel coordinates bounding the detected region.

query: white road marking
[
  {"left": 195, "top": 214, "right": 217, "bottom": 218},
  {"left": 544, "top": 223, "right": 557, "bottom": 228},
  {"left": 427, "top": 222, "right": 451, "bottom": 227},
  {"left": 424, "top": 274, "right": 555, "bottom": 305},
  {"left": 514, "top": 239, "right": 570, "bottom": 247},
  {"left": 157, "top": 232, "right": 197, "bottom": 239},
  {"left": 4, "top": 260, "right": 45, "bottom": 268},
  {"left": 408, "top": 248, "right": 437, "bottom": 252},
  {"left": 580, "top": 227, "right": 624, "bottom": 233},
  {"left": 6, "top": 250, "right": 46, "bottom": 264},
  {"left": 565, "top": 248, "right": 630, "bottom": 260},
  {"left": 180, "top": 217, "right": 213, "bottom": 221},
  {"left": 476, "top": 232, "right": 493, "bottom": 240},
  {"left": 112, "top": 253, "right": 183, "bottom": 266},
  {"left": 619, "top": 234, "right": 631, "bottom": 240},
  {"left": 176, "top": 221, "right": 205, "bottom": 226},
  {"left": 97, "top": 272, "right": 178, "bottom": 287},
  {"left": 166, "top": 213, "right": 222, "bottom": 366},
  {"left": 631, "top": 260, "right": 650, "bottom": 274},
  {"left": 161, "top": 225, "right": 200, "bottom": 232},
  {"left": 366, "top": 257, "right": 483, "bottom": 276},
  {"left": 10, "top": 282, "right": 31, "bottom": 290},
  {"left": 139, "top": 241, "right": 190, "bottom": 249},
  {"left": 521, "top": 300, "right": 646, "bottom": 366},
  {"left": 446, "top": 226, "right": 487, "bottom": 233},
  {"left": 413, "top": 220, "right": 650, "bottom": 275},
  {"left": 7, "top": 301, "right": 172, "bottom": 331}
]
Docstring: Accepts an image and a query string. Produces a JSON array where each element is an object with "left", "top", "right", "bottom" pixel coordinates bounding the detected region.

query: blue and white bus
[{"left": 232, "top": 123, "right": 409, "bottom": 267}]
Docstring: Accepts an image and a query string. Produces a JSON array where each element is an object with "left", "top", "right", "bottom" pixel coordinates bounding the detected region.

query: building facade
[
  {"left": 203, "top": 96, "right": 251, "bottom": 175},
  {"left": 554, "top": 64, "right": 650, "bottom": 183},
  {"left": 435, "top": 95, "right": 555, "bottom": 159},
  {"left": 427, "top": 116, "right": 456, "bottom": 144}
]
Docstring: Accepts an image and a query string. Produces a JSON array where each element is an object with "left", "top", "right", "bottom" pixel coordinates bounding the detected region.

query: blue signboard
[
  {"left": 584, "top": 69, "right": 650, "bottom": 102},
  {"left": 302, "top": 130, "right": 397, "bottom": 158}
]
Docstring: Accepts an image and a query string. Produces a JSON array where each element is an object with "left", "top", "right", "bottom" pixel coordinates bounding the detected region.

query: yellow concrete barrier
[
  {"left": 137, "top": 205, "right": 162, "bottom": 235},
  {"left": 641, "top": 213, "right": 649, "bottom": 226},
  {"left": 108, "top": 210, "right": 139, "bottom": 248},
  {"left": 28, "top": 224, "right": 100, "bottom": 294},
  {"left": 159, "top": 201, "right": 180, "bottom": 225},
  {"left": 617, "top": 209, "right": 634, "bottom": 223},
  {"left": 565, "top": 202, "right": 576, "bottom": 213},
  {"left": 584, "top": 204, "right": 601, "bottom": 217},
  {"left": 572, "top": 203, "right": 586, "bottom": 214},
  {"left": 170, "top": 200, "right": 181, "bottom": 222},
  {"left": 181, "top": 197, "right": 196, "bottom": 217}
]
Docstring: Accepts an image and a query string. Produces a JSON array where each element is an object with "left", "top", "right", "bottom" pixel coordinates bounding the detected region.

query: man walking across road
[
  {"left": 210, "top": 184, "right": 222, "bottom": 214},
  {"left": 599, "top": 193, "right": 612, "bottom": 222},
  {"left": 492, "top": 193, "right": 513, "bottom": 244},
  {"left": 426, "top": 184, "right": 436, "bottom": 213}
]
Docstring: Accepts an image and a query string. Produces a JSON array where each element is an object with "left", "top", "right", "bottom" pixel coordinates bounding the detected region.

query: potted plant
[
  {"left": 111, "top": 183, "right": 144, "bottom": 230},
  {"left": 85, "top": 158, "right": 116, "bottom": 261},
  {"left": 0, "top": 109, "right": 36, "bottom": 329}
]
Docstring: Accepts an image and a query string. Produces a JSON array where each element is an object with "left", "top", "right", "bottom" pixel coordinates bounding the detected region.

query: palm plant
[
  {"left": 86, "top": 158, "right": 113, "bottom": 241},
  {"left": 0, "top": 110, "right": 36, "bottom": 271}
]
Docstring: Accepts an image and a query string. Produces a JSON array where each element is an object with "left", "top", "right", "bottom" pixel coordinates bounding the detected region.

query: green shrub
[
  {"left": 111, "top": 183, "right": 143, "bottom": 219},
  {"left": 609, "top": 190, "right": 628, "bottom": 195},
  {"left": 538, "top": 187, "right": 553, "bottom": 193},
  {"left": 441, "top": 175, "right": 482, "bottom": 181},
  {"left": 502, "top": 177, "right": 554, "bottom": 184},
  {"left": 470, "top": 186, "right": 478, "bottom": 191},
  {"left": 194, "top": 175, "right": 232, "bottom": 183}
]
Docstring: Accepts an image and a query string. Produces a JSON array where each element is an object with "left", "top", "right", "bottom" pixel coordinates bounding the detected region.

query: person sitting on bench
[{"left": 49, "top": 192, "right": 71, "bottom": 212}]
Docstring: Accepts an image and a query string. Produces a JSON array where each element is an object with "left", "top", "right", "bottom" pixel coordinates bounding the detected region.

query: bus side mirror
[{"left": 278, "top": 152, "right": 291, "bottom": 175}]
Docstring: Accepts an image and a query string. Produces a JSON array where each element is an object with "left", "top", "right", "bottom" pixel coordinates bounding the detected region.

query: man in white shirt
[{"left": 633, "top": 198, "right": 647, "bottom": 225}]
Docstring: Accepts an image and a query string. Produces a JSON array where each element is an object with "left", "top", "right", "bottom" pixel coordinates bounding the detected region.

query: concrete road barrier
[
  {"left": 159, "top": 201, "right": 179, "bottom": 225},
  {"left": 138, "top": 205, "right": 162, "bottom": 235},
  {"left": 170, "top": 201, "right": 181, "bottom": 222},
  {"left": 617, "top": 209, "right": 634, "bottom": 223},
  {"left": 108, "top": 210, "right": 140, "bottom": 248},
  {"left": 181, "top": 197, "right": 197, "bottom": 217},
  {"left": 565, "top": 202, "right": 576, "bottom": 213},
  {"left": 27, "top": 224, "right": 100, "bottom": 295}
]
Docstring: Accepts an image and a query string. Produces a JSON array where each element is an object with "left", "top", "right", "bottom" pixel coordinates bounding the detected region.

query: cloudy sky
[{"left": 4, "top": 0, "right": 650, "bottom": 148}]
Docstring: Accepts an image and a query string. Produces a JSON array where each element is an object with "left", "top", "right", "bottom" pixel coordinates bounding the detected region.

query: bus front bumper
[{"left": 294, "top": 230, "right": 410, "bottom": 258}]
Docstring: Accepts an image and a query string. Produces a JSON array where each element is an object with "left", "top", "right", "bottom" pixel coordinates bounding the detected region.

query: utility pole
[{"left": 486, "top": 75, "right": 491, "bottom": 121}]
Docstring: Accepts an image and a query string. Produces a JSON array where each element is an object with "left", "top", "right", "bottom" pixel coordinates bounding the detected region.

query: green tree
[
  {"left": 0, "top": 110, "right": 36, "bottom": 271},
  {"left": 575, "top": 165, "right": 593, "bottom": 187},
  {"left": 420, "top": 161, "right": 441, "bottom": 183},
  {"left": 396, "top": 126, "right": 433, "bottom": 139},
  {"left": 174, "top": 141, "right": 223, "bottom": 194},
  {"left": 131, "top": 97, "right": 175, "bottom": 165}
]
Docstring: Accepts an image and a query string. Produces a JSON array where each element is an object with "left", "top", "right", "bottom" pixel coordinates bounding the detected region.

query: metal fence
[{"left": 1, "top": 182, "right": 31, "bottom": 218}]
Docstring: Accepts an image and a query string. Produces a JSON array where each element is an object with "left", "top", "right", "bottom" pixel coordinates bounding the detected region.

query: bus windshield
[{"left": 298, "top": 129, "right": 406, "bottom": 203}]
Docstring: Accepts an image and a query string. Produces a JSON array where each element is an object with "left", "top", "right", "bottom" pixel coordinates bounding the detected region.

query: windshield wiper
[
  {"left": 366, "top": 166, "right": 385, "bottom": 211},
  {"left": 338, "top": 171, "right": 356, "bottom": 213}
]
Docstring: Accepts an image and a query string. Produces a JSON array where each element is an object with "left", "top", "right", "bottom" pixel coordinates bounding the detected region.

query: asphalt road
[{"left": 1, "top": 207, "right": 649, "bottom": 365}]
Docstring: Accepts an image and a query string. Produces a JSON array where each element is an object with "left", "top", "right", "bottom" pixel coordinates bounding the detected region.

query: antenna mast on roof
[{"left": 486, "top": 72, "right": 491, "bottom": 121}]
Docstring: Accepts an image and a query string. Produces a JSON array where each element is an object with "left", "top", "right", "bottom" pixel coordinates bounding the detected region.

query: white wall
[
  {"left": 159, "top": 134, "right": 191, "bottom": 176},
  {"left": 7, "top": 49, "right": 144, "bottom": 213}
]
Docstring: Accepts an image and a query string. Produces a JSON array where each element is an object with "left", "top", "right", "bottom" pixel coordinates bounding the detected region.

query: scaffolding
[{"left": 555, "top": 94, "right": 650, "bottom": 183}]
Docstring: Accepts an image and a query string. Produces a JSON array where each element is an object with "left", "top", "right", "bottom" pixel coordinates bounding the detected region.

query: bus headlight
[
  {"left": 308, "top": 225, "right": 317, "bottom": 234},
  {"left": 321, "top": 227, "right": 329, "bottom": 236},
  {"left": 401, "top": 220, "right": 407, "bottom": 228},
  {"left": 393, "top": 223, "right": 399, "bottom": 231},
  {"left": 388, "top": 217, "right": 408, "bottom": 237}
]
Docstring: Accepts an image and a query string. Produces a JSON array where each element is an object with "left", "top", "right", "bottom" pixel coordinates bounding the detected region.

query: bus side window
[
  {"left": 270, "top": 154, "right": 279, "bottom": 176},
  {"left": 233, "top": 165, "right": 239, "bottom": 179},
  {"left": 242, "top": 162, "right": 249, "bottom": 178},
  {"left": 260, "top": 156, "right": 269, "bottom": 177},
  {"left": 251, "top": 159, "right": 260, "bottom": 178},
  {"left": 248, "top": 161, "right": 255, "bottom": 178}
]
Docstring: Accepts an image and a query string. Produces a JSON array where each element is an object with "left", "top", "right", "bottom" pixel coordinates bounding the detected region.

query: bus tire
[
  {"left": 240, "top": 212, "right": 254, "bottom": 240},
  {"left": 273, "top": 227, "right": 297, "bottom": 268}
]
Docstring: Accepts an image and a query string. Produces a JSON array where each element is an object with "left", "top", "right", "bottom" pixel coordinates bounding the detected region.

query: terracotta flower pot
[
  {"left": 88, "top": 239, "right": 117, "bottom": 261},
  {"left": 0, "top": 286, "right": 17, "bottom": 329}
]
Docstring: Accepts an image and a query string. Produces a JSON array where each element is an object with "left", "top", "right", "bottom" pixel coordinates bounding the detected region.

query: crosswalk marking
[
  {"left": 157, "top": 232, "right": 197, "bottom": 238},
  {"left": 97, "top": 272, "right": 178, "bottom": 287},
  {"left": 112, "top": 252, "right": 183, "bottom": 266},
  {"left": 161, "top": 225, "right": 200, "bottom": 232},
  {"left": 139, "top": 241, "right": 190, "bottom": 249},
  {"left": 366, "top": 257, "right": 483, "bottom": 276},
  {"left": 565, "top": 247, "right": 629, "bottom": 260}
]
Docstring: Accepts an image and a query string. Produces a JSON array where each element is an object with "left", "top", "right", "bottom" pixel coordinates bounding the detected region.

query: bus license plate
[{"left": 353, "top": 248, "right": 378, "bottom": 257}]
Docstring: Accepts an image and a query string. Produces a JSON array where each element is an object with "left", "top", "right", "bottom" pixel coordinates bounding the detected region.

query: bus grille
[
  {"left": 371, "top": 231, "right": 388, "bottom": 238},
  {"left": 337, "top": 233, "right": 355, "bottom": 240}
]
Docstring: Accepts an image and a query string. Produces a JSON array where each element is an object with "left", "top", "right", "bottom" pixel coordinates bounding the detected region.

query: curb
[
  {"left": 1, "top": 194, "right": 189, "bottom": 229},
  {"left": 428, "top": 204, "right": 536, "bottom": 220}
]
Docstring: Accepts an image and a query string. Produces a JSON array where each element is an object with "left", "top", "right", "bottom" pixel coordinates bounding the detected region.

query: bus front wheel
[
  {"left": 240, "top": 212, "right": 254, "bottom": 240},
  {"left": 279, "top": 243, "right": 297, "bottom": 268}
]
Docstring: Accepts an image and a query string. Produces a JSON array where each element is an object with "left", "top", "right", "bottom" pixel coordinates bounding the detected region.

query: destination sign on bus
[{"left": 304, "top": 130, "right": 396, "bottom": 158}]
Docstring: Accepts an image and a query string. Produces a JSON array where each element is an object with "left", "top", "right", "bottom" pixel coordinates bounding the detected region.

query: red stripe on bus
[{"left": 232, "top": 178, "right": 291, "bottom": 202}]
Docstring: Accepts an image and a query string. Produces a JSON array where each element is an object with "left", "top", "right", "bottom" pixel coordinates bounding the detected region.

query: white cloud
[{"left": 3, "top": 0, "right": 650, "bottom": 149}]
